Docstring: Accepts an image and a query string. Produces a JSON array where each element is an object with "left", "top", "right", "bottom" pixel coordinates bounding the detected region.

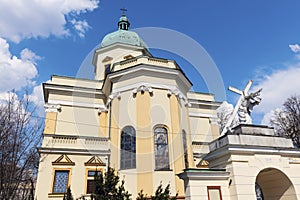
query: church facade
[{"left": 35, "top": 14, "right": 300, "bottom": 200}]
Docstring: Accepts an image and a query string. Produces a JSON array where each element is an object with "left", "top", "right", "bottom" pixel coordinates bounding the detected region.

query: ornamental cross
[
  {"left": 120, "top": 8, "right": 127, "bottom": 15},
  {"left": 221, "top": 80, "right": 262, "bottom": 135}
]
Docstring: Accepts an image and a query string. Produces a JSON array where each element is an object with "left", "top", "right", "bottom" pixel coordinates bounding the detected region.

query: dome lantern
[
  {"left": 100, "top": 11, "right": 148, "bottom": 49},
  {"left": 118, "top": 14, "right": 130, "bottom": 30}
]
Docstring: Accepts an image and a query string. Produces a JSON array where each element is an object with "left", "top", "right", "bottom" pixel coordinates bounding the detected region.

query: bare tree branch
[
  {"left": 271, "top": 95, "right": 300, "bottom": 147},
  {"left": 0, "top": 91, "right": 43, "bottom": 200}
]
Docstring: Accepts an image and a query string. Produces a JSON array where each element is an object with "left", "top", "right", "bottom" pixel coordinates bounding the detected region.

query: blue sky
[{"left": 1, "top": 0, "right": 300, "bottom": 124}]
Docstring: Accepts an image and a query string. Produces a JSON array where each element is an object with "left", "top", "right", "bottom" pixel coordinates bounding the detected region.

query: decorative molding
[
  {"left": 111, "top": 81, "right": 190, "bottom": 100},
  {"left": 44, "top": 104, "right": 61, "bottom": 112},
  {"left": 178, "top": 170, "right": 230, "bottom": 181},
  {"left": 48, "top": 99, "right": 106, "bottom": 109},
  {"left": 38, "top": 147, "right": 110, "bottom": 156},
  {"left": 52, "top": 136, "right": 77, "bottom": 144},
  {"left": 289, "top": 158, "right": 300, "bottom": 164},
  {"left": 132, "top": 85, "right": 153, "bottom": 96},
  {"left": 106, "top": 92, "right": 121, "bottom": 106},
  {"left": 85, "top": 156, "right": 106, "bottom": 166},
  {"left": 98, "top": 107, "right": 108, "bottom": 114},
  {"left": 52, "top": 154, "right": 75, "bottom": 166},
  {"left": 189, "top": 112, "right": 217, "bottom": 118},
  {"left": 167, "top": 89, "right": 191, "bottom": 107}
]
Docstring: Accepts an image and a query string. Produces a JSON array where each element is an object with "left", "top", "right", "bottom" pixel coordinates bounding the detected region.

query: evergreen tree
[
  {"left": 136, "top": 190, "right": 147, "bottom": 200},
  {"left": 91, "top": 167, "right": 131, "bottom": 200},
  {"left": 137, "top": 183, "right": 178, "bottom": 200},
  {"left": 63, "top": 186, "right": 74, "bottom": 200}
]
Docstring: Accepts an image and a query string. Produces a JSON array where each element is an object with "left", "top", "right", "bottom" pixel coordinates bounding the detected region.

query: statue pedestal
[
  {"left": 209, "top": 124, "right": 294, "bottom": 152},
  {"left": 203, "top": 124, "right": 300, "bottom": 200},
  {"left": 230, "top": 124, "right": 274, "bottom": 136}
]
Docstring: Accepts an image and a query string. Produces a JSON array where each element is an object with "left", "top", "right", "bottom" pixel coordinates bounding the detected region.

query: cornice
[{"left": 38, "top": 147, "right": 110, "bottom": 156}]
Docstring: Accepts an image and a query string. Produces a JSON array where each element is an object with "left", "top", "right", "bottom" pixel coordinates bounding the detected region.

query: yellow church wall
[
  {"left": 55, "top": 105, "right": 77, "bottom": 134},
  {"left": 136, "top": 91, "right": 153, "bottom": 195},
  {"left": 55, "top": 106, "right": 100, "bottom": 137},
  {"left": 182, "top": 106, "right": 196, "bottom": 168},
  {"left": 112, "top": 88, "right": 189, "bottom": 197},
  {"left": 150, "top": 89, "right": 171, "bottom": 126},
  {"left": 118, "top": 90, "right": 137, "bottom": 128},
  {"left": 189, "top": 117, "right": 213, "bottom": 142},
  {"left": 188, "top": 106, "right": 216, "bottom": 116},
  {"left": 35, "top": 153, "right": 107, "bottom": 200},
  {"left": 187, "top": 92, "right": 215, "bottom": 102},
  {"left": 99, "top": 112, "right": 108, "bottom": 137},
  {"left": 44, "top": 112, "right": 57, "bottom": 134},
  {"left": 120, "top": 170, "right": 138, "bottom": 197},
  {"left": 153, "top": 171, "right": 177, "bottom": 196},
  {"left": 117, "top": 90, "right": 138, "bottom": 196},
  {"left": 109, "top": 97, "right": 120, "bottom": 169},
  {"left": 169, "top": 94, "right": 185, "bottom": 196}
]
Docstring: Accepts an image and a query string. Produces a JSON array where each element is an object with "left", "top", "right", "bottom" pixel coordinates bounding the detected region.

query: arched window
[
  {"left": 120, "top": 126, "right": 136, "bottom": 169},
  {"left": 154, "top": 126, "right": 169, "bottom": 170}
]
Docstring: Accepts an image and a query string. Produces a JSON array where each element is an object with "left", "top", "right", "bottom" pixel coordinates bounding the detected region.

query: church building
[{"left": 35, "top": 14, "right": 300, "bottom": 200}]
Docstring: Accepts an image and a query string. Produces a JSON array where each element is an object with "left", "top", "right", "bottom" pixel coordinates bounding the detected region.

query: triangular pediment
[
  {"left": 52, "top": 154, "right": 75, "bottom": 166},
  {"left": 102, "top": 56, "right": 113, "bottom": 63},
  {"left": 123, "top": 54, "right": 134, "bottom": 60},
  {"left": 85, "top": 156, "right": 106, "bottom": 166},
  {"left": 196, "top": 159, "right": 209, "bottom": 168}
]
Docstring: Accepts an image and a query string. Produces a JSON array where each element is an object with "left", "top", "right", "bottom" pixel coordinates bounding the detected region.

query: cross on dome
[
  {"left": 120, "top": 8, "right": 127, "bottom": 15},
  {"left": 118, "top": 8, "right": 130, "bottom": 30}
]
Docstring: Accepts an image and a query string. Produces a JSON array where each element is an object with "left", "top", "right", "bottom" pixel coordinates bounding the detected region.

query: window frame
[
  {"left": 104, "top": 64, "right": 111, "bottom": 77},
  {"left": 85, "top": 168, "right": 103, "bottom": 194},
  {"left": 51, "top": 169, "right": 71, "bottom": 194},
  {"left": 154, "top": 126, "right": 170, "bottom": 170},
  {"left": 207, "top": 186, "right": 223, "bottom": 200},
  {"left": 120, "top": 126, "right": 136, "bottom": 170}
]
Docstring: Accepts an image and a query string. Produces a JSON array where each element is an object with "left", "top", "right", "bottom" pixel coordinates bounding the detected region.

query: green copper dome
[{"left": 100, "top": 15, "right": 147, "bottom": 49}]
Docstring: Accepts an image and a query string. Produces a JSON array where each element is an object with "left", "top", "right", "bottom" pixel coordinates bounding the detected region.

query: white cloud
[
  {"left": 289, "top": 44, "right": 300, "bottom": 53},
  {"left": 71, "top": 19, "right": 90, "bottom": 38},
  {"left": 20, "top": 48, "right": 42, "bottom": 64},
  {"left": 0, "top": 38, "right": 38, "bottom": 92},
  {"left": 253, "top": 65, "right": 300, "bottom": 124},
  {"left": 0, "top": 0, "right": 99, "bottom": 43},
  {"left": 27, "top": 84, "right": 45, "bottom": 117}
]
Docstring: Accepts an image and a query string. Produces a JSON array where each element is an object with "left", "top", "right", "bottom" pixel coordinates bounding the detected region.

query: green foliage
[
  {"left": 63, "top": 186, "right": 74, "bottom": 200},
  {"left": 136, "top": 183, "right": 178, "bottom": 200},
  {"left": 136, "top": 190, "right": 147, "bottom": 200},
  {"left": 91, "top": 167, "right": 131, "bottom": 200}
]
